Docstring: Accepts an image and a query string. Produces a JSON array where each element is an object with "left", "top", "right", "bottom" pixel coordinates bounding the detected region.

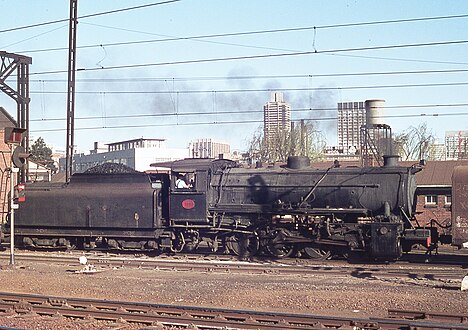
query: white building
[
  {"left": 446, "top": 131, "right": 468, "bottom": 160},
  {"left": 61, "top": 138, "right": 189, "bottom": 173},
  {"left": 28, "top": 160, "right": 52, "bottom": 182},
  {"left": 263, "top": 92, "right": 291, "bottom": 145},
  {"left": 337, "top": 100, "right": 388, "bottom": 158},
  {"left": 337, "top": 101, "right": 366, "bottom": 155},
  {"left": 189, "top": 138, "right": 230, "bottom": 158}
]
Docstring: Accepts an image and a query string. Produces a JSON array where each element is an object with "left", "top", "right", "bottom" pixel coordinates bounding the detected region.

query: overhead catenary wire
[
  {"left": 3, "top": 9, "right": 468, "bottom": 36},
  {"left": 28, "top": 102, "right": 468, "bottom": 123},
  {"left": 13, "top": 23, "right": 468, "bottom": 68},
  {"left": 5, "top": 11, "right": 468, "bottom": 72},
  {"left": 30, "top": 111, "right": 468, "bottom": 134},
  {"left": 28, "top": 39, "right": 468, "bottom": 76},
  {"left": 25, "top": 68, "right": 468, "bottom": 83},
  {"left": 27, "top": 81, "right": 468, "bottom": 94},
  {"left": 17, "top": 14, "right": 468, "bottom": 55},
  {"left": 4, "top": 7, "right": 468, "bottom": 77},
  {"left": 0, "top": 0, "right": 182, "bottom": 34},
  {"left": 4, "top": 6, "right": 468, "bottom": 75},
  {"left": 3, "top": 5, "right": 468, "bottom": 141}
]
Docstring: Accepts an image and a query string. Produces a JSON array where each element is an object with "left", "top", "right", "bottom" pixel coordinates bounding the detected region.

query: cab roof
[{"left": 150, "top": 158, "right": 238, "bottom": 173}]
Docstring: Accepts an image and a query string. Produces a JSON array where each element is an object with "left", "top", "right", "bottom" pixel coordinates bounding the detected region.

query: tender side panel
[{"left": 16, "top": 173, "right": 156, "bottom": 229}]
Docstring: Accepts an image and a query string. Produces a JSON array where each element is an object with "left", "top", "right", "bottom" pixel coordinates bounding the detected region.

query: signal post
[{"left": 4, "top": 127, "right": 29, "bottom": 265}]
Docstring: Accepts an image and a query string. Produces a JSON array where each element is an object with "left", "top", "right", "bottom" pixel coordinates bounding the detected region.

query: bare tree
[
  {"left": 246, "top": 120, "right": 325, "bottom": 164},
  {"left": 393, "top": 123, "right": 436, "bottom": 161}
]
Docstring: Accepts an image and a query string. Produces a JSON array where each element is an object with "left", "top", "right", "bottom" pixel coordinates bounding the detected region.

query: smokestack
[{"left": 383, "top": 155, "right": 399, "bottom": 167}]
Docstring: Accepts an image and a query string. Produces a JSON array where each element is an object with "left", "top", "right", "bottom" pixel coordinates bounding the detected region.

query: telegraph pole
[
  {"left": 65, "top": 0, "right": 78, "bottom": 182},
  {"left": 9, "top": 163, "right": 17, "bottom": 265}
]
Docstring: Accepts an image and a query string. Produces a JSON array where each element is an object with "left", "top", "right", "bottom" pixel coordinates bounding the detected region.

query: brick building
[
  {"left": 412, "top": 160, "right": 468, "bottom": 228},
  {"left": 0, "top": 107, "right": 19, "bottom": 223}
]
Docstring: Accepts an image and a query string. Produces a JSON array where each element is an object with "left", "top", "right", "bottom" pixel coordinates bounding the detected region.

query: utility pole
[
  {"left": 9, "top": 163, "right": 17, "bottom": 265},
  {"left": 65, "top": 0, "right": 78, "bottom": 182}
]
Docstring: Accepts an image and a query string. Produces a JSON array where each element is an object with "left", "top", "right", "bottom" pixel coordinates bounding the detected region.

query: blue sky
[{"left": 1, "top": 0, "right": 468, "bottom": 152}]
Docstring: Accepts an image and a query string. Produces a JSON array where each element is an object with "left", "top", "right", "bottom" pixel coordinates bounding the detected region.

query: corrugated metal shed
[{"left": 411, "top": 160, "right": 468, "bottom": 186}]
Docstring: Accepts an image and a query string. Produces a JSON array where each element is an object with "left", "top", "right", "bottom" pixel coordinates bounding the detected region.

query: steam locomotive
[{"left": 1, "top": 156, "right": 432, "bottom": 260}]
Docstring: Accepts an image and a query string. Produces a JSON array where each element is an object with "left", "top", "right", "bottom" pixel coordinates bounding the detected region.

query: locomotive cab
[
  {"left": 169, "top": 169, "right": 208, "bottom": 224},
  {"left": 151, "top": 158, "right": 238, "bottom": 227}
]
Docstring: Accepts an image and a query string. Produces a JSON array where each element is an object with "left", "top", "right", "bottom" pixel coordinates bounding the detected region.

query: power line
[
  {"left": 84, "top": 13, "right": 468, "bottom": 36},
  {"left": 0, "top": 1, "right": 182, "bottom": 34},
  {"left": 2, "top": 25, "right": 68, "bottom": 49},
  {"left": 30, "top": 111, "right": 468, "bottom": 133},
  {"left": 11, "top": 31, "right": 468, "bottom": 72},
  {"left": 19, "top": 12, "right": 468, "bottom": 55},
  {"left": 328, "top": 53, "right": 468, "bottom": 66},
  {"left": 27, "top": 68, "right": 468, "bottom": 83},
  {"left": 79, "top": 0, "right": 181, "bottom": 20},
  {"left": 18, "top": 37, "right": 468, "bottom": 70},
  {"left": 4, "top": 9, "right": 467, "bottom": 36},
  {"left": 14, "top": 23, "right": 468, "bottom": 68},
  {"left": 29, "top": 103, "right": 468, "bottom": 123},
  {"left": 6, "top": 9, "right": 467, "bottom": 72},
  {"left": 6, "top": 8, "right": 468, "bottom": 71},
  {"left": 29, "top": 39, "right": 468, "bottom": 76},
  {"left": 0, "top": 18, "right": 68, "bottom": 34},
  {"left": 19, "top": 21, "right": 296, "bottom": 55},
  {"left": 28, "top": 81, "right": 468, "bottom": 94}
]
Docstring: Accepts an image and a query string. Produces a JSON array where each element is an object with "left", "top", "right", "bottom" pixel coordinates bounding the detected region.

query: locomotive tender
[{"left": 1, "top": 155, "right": 431, "bottom": 260}]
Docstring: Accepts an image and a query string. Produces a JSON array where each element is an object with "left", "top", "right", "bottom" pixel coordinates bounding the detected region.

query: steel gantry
[{"left": 0, "top": 51, "right": 32, "bottom": 182}]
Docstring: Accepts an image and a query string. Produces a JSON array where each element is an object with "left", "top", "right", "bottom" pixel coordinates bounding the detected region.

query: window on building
[
  {"left": 425, "top": 195, "right": 438, "bottom": 207},
  {"left": 445, "top": 195, "right": 452, "bottom": 207}
]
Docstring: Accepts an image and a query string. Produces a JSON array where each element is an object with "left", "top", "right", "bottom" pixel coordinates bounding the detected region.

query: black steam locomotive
[{"left": 1, "top": 156, "right": 431, "bottom": 260}]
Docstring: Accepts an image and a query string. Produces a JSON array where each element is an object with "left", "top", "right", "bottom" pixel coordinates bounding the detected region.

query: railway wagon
[
  {"left": 2, "top": 156, "right": 429, "bottom": 260},
  {"left": 451, "top": 166, "right": 468, "bottom": 248}
]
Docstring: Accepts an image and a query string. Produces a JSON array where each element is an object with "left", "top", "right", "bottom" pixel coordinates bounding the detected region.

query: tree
[
  {"left": 393, "top": 123, "right": 436, "bottom": 161},
  {"left": 30, "top": 137, "right": 57, "bottom": 173},
  {"left": 246, "top": 120, "right": 325, "bottom": 164}
]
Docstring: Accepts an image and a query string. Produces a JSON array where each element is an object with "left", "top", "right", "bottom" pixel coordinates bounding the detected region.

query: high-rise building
[
  {"left": 445, "top": 131, "right": 468, "bottom": 160},
  {"left": 337, "top": 101, "right": 366, "bottom": 154},
  {"left": 263, "top": 92, "right": 291, "bottom": 145},
  {"left": 189, "top": 138, "right": 230, "bottom": 159},
  {"left": 338, "top": 100, "right": 387, "bottom": 158}
]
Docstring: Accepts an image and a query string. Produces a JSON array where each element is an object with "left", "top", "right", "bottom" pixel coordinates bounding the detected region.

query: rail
[{"left": 0, "top": 292, "right": 466, "bottom": 329}]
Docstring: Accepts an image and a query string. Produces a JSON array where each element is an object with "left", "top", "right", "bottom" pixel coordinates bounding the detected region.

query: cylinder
[{"left": 365, "top": 99, "right": 385, "bottom": 126}]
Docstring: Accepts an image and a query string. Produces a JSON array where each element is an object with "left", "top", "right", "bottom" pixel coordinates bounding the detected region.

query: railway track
[
  {"left": 0, "top": 250, "right": 465, "bottom": 289},
  {"left": 0, "top": 292, "right": 466, "bottom": 329}
]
